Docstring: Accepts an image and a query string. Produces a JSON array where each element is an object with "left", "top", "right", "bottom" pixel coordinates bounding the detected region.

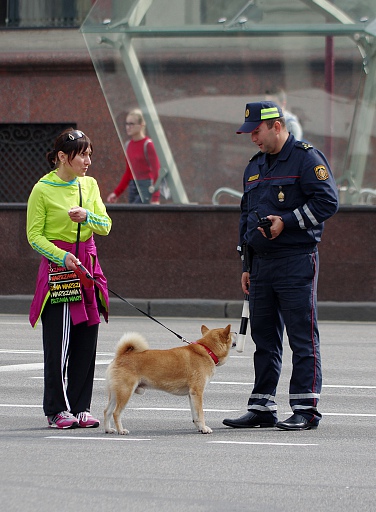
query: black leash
[
  {"left": 107, "top": 286, "right": 190, "bottom": 344},
  {"left": 75, "top": 264, "right": 190, "bottom": 344}
]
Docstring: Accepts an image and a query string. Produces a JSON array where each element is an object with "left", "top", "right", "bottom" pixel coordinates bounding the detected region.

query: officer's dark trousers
[
  {"left": 248, "top": 248, "right": 322, "bottom": 424},
  {"left": 41, "top": 300, "right": 99, "bottom": 417}
]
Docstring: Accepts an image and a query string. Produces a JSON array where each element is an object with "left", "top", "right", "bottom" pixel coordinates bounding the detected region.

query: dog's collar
[{"left": 192, "top": 342, "right": 219, "bottom": 365}]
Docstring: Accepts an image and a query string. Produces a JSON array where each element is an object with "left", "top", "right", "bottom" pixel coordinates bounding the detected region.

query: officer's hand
[
  {"left": 241, "top": 272, "right": 250, "bottom": 295},
  {"left": 258, "top": 215, "right": 284, "bottom": 239}
]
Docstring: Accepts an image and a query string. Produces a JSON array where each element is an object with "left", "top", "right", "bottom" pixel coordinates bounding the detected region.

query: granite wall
[{"left": 1, "top": 204, "right": 375, "bottom": 303}]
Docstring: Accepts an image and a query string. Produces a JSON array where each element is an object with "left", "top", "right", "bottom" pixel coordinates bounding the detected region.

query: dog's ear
[
  {"left": 201, "top": 325, "right": 209, "bottom": 335},
  {"left": 223, "top": 324, "right": 231, "bottom": 337}
]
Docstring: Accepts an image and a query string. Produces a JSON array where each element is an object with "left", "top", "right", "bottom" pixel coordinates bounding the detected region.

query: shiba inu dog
[{"left": 104, "top": 324, "right": 232, "bottom": 434}]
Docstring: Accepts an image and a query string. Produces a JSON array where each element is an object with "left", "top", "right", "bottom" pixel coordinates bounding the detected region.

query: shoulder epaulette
[{"left": 295, "top": 141, "right": 313, "bottom": 150}]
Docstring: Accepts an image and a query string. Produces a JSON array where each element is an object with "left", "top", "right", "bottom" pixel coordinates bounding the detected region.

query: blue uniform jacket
[{"left": 239, "top": 134, "right": 339, "bottom": 260}]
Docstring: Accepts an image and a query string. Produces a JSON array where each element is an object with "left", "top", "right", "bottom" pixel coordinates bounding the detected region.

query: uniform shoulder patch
[
  {"left": 314, "top": 165, "right": 329, "bottom": 181},
  {"left": 295, "top": 141, "right": 313, "bottom": 150}
]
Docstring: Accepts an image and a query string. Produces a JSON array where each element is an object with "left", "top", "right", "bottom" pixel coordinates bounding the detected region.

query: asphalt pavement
[{"left": 1, "top": 314, "right": 375, "bottom": 511}]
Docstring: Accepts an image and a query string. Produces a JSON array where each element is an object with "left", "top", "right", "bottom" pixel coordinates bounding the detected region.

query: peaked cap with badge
[{"left": 237, "top": 101, "right": 283, "bottom": 134}]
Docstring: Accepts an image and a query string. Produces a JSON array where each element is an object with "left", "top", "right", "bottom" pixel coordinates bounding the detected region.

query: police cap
[{"left": 236, "top": 101, "right": 283, "bottom": 134}]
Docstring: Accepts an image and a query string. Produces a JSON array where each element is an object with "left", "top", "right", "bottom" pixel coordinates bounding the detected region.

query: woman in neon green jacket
[{"left": 27, "top": 128, "right": 112, "bottom": 429}]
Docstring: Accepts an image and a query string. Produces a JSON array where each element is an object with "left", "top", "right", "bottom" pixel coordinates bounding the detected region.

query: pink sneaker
[
  {"left": 76, "top": 412, "right": 100, "bottom": 428},
  {"left": 48, "top": 411, "right": 79, "bottom": 429}
]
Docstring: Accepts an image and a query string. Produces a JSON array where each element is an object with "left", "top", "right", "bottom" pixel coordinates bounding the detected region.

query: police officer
[{"left": 223, "top": 101, "right": 338, "bottom": 430}]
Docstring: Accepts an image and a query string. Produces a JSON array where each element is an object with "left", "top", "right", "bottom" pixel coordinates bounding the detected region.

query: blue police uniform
[{"left": 240, "top": 133, "right": 338, "bottom": 426}]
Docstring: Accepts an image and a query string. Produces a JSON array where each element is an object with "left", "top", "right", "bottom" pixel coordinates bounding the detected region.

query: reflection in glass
[{"left": 81, "top": 0, "right": 376, "bottom": 205}]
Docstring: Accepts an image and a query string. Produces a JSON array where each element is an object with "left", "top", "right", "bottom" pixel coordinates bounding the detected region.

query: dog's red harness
[{"left": 192, "top": 342, "right": 219, "bottom": 365}]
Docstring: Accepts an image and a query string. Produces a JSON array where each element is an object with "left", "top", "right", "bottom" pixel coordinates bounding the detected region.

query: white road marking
[
  {"left": 127, "top": 407, "right": 239, "bottom": 412},
  {"left": 209, "top": 441, "right": 318, "bottom": 446},
  {"left": 91, "top": 377, "right": 376, "bottom": 389},
  {"left": 1, "top": 404, "right": 376, "bottom": 417},
  {"left": 322, "top": 385, "right": 376, "bottom": 389},
  {"left": 0, "top": 363, "right": 44, "bottom": 372},
  {"left": 1, "top": 360, "right": 376, "bottom": 395},
  {"left": 212, "top": 382, "right": 376, "bottom": 389},
  {"left": 46, "top": 437, "right": 317, "bottom": 446},
  {"left": 46, "top": 436, "right": 151, "bottom": 441},
  {"left": 319, "top": 412, "right": 376, "bottom": 417},
  {"left": 0, "top": 350, "right": 375, "bottom": 392},
  {"left": 0, "top": 404, "right": 43, "bottom": 408},
  {"left": 0, "top": 349, "right": 43, "bottom": 354}
]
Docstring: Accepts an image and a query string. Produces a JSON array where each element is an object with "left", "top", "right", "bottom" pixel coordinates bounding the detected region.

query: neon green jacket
[{"left": 27, "top": 170, "right": 111, "bottom": 266}]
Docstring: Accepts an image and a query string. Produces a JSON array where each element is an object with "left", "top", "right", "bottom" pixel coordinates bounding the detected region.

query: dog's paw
[
  {"left": 199, "top": 425, "right": 213, "bottom": 434},
  {"left": 118, "top": 428, "right": 129, "bottom": 435},
  {"left": 105, "top": 428, "right": 117, "bottom": 434}
]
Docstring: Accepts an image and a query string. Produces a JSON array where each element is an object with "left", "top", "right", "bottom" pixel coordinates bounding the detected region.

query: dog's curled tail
[{"left": 115, "top": 332, "right": 149, "bottom": 357}]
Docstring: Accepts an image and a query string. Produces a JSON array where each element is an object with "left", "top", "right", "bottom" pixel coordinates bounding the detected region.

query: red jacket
[{"left": 114, "top": 137, "right": 160, "bottom": 202}]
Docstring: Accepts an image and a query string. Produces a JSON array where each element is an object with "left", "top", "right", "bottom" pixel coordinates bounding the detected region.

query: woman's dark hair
[{"left": 46, "top": 128, "right": 93, "bottom": 169}]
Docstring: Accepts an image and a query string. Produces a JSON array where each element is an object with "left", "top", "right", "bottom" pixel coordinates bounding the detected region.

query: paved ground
[
  {"left": 1, "top": 314, "right": 375, "bottom": 511},
  {"left": 2, "top": 295, "right": 376, "bottom": 321}
]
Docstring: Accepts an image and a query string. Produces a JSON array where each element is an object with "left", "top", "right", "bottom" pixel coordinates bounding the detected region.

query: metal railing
[
  {"left": 212, "top": 187, "right": 242, "bottom": 205},
  {"left": 358, "top": 189, "right": 376, "bottom": 205}
]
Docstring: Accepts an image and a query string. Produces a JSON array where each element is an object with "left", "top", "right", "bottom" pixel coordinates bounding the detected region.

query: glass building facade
[
  {"left": 80, "top": 0, "right": 376, "bottom": 205},
  {"left": 0, "top": 0, "right": 375, "bottom": 206}
]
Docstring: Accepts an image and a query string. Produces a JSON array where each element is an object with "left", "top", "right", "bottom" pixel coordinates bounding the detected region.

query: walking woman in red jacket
[{"left": 107, "top": 109, "right": 161, "bottom": 204}]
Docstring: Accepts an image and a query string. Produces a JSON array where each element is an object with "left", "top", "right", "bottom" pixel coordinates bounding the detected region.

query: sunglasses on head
[{"left": 65, "top": 130, "right": 84, "bottom": 142}]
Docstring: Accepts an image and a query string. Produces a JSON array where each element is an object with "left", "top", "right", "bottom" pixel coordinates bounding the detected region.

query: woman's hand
[
  {"left": 68, "top": 206, "right": 87, "bottom": 223},
  {"left": 64, "top": 252, "right": 81, "bottom": 271}
]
